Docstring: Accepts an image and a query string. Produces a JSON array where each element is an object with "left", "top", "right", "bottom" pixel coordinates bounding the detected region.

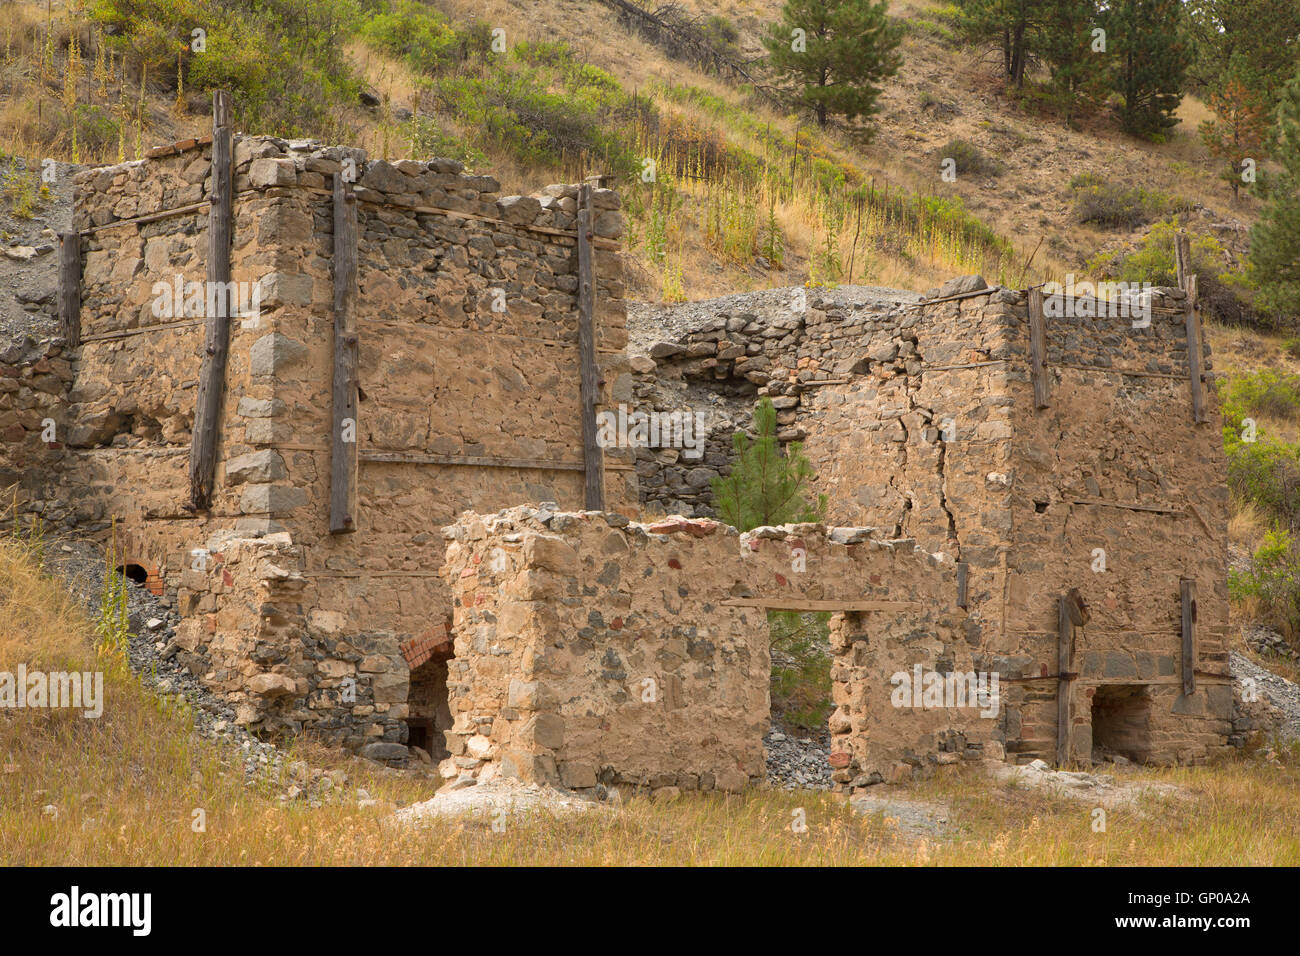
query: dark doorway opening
[
  {"left": 407, "top": 653, "right": 454, "bottom": 763},
  {"left": 1091, "top": 684, "right": 1153, "bottom": 763}
]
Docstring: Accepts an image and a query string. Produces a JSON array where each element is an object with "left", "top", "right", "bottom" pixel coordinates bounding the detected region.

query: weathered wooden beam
[
  {"left": 576, "top": 183, "right": 605, "bottom": 510},
  {"left": 1069, "top": 496, "right": 1187, "bottom": 515},
  {"left": 720, "top": 599, "right": 918, "bottom": 612},
  {"left": 360, "top": 451, "right": 610, "bottom": 472},
  {"left": 1056, "top": 594, "right": 1075, "bottom": 766},
  {"left": 1185, "top": 273, "right": 1206, "bottom": 424},
  {"left": 1174, "top": 232, "right": 1191, "bottom": 291},
  {"left": 1028, "top": 286, "right": 1049, "bottom": 409},
  {"left": 57, "top": 231, "right": 81, "bottom": 348},
  {"left": 1181, "top": 577, "right": 1197, "bottom": 697},
  {"left": 188, "top": 89, "right": 233, "bottom": 511},
  {"left": 329, "top": 171, "right": 360, "bottom": 534}
]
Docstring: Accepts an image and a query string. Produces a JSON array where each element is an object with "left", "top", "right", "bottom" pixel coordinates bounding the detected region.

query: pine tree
[
  {"left": 1249, "top": 68, "right": 1300, "bottom": 318},
  {"left": 1186, "top": 0, "right": 1300, "bottom": 112},
  {"left": 1041, "top": 0, "right": 1104, "bottom": 127},
  {"left": 1102, "top": 0, "right": 1191, "bottom": 138},
  {"left": 1200, "top": 65, "right": 1271, "bottom": 199},
  {"left": 711, "top": 398, "right": 827, "bottom": 531},
  {"left": 762, "top": 0, "right": 903, "bottom": 131},
  {"left": 952, "top": 0, "right": 1052, "bottom": 88}
]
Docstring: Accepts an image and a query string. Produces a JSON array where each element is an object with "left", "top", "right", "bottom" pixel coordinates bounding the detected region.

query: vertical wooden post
[
  {"left": 330, "top": 170, "right": 359, "bottom": 534},
  {"left": 57, "top": 231, "right": 80, "bottom": 348},
  {"left": 1174, "top": 232, "right": 1190, "bottom": 291},
  {"left": 956, "top": 561, "right": 968, "bottom": 610},
  {"left": 189, "top": 89, "right": 233, "bottom": 511},
  {"left": 576, "top": 182, "right": 605, "bottom": 511},
  {"left": 1184, "top": 273, "right": 1205, "bottom": 424},
  {"left": 1057, "top": 589, "right": 1087, "bottom": 766},
  {"left": 1181, "top": 577, "right": 1197, "bottom": 697},
  {"left": 1056, "top": 595, "right": 1072, "bottom": 766},
  {"left": 1028, "top": 286, "right": 1049, "bottom": 409}
]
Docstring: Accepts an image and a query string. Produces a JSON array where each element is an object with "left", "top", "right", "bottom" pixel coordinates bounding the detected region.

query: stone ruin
[{"left": 0, "top": 121, "right": 1238, "bottom": 795}]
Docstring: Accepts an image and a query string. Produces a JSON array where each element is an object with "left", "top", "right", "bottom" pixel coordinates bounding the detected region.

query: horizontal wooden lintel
[{"left": 720, "top": 598, "right": 918, "bottom": 612}]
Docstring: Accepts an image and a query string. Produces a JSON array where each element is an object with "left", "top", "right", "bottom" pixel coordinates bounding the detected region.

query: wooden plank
[
  {"left": 1057, "top": 363, "right": 1191, "bottom": 381},
  {"left": 329, "top": 171, "right": 360, "bottom": 534},
  {"left": 576, "top": 183, "right": 605, "bottom": 510},
  {"left": 1174, "top": 232, "right": 1190, "bottom": 291},
  {"left": 80, "top": 200, "right": 209, "bottom": 235},
  {"left": 1056, "top": 594, "right": 1074, "bottom": 766},
  {"left": 361, "top": 451, "right": 582, "bottom": 471},
  {"left": 188, "top": 90, "right": 233, "bottom": 512},
  {"left": 296, "top": 185, "right": 621, "bottom": 248},
  {"left": 720, "top": 598, "right": 918, "bottom": 612},
  {"left": 917, "top": 286, "right": 997, "bottom": 306},
  {"left": 1068, "top": 496, "right": 1186, "bottom": 515},
  {"left": 1181, "top": 578, "right": 1197, "bottom": 697},
  {"left": 1185, "top": 273, "right": 1206, "bottom": 424},
  {"left": 956, "top": 562, "right": 968, "bottom": 609},
  {"left": 1028, "top": 286, "right": 1049, "bottom": 409},
  {"left": 57, "top": 231, "right": 80, "bottom": 348},
  {"left": 927, "top": 360, "right": 1007, "bottom": 371},
  {"left": 356, "top": 315, "right": 623, "bottom": 353},
  {"left": 78, "top": 317, "right": 205, "bottom": 343}
]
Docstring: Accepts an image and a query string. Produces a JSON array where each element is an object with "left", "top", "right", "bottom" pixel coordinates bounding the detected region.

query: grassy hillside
[{"left": 0, "top": 0, "right": 1268, "bottom": 306}]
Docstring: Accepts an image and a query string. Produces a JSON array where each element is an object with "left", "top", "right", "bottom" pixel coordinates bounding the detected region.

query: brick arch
[{"left": 113, "top": 528, "right": 166, "bottom": 597}]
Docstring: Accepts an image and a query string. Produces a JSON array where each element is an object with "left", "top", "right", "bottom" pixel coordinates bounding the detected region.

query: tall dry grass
[{"left": 2, "top": 536, "right": 1298, "bottom": 866}]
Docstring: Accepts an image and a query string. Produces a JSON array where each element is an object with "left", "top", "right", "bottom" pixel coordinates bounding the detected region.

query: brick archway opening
[{"left": 117, "top": 563, "right": 148, "bottom": 586}]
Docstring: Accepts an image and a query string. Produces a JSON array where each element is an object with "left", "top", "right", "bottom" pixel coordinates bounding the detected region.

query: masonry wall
[
  {"left": 635, "top": 279, "right": 1234, "bottom": 765},
  {"left": 439, "top": 507, "right": 973, "bottom": 792},
  {"left": 0, "top": 135, "right": 634, "bottom": 754}
]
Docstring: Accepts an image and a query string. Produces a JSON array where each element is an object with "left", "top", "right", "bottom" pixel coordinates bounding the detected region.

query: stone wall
[
  {"left": 1, "top": 127, "right": 1238, "bottom": 775},
  {"left": 439, "top": 506, "right": 972, "bottom": 793},
  {"left": 0, "top": 134, "right": 634, "bottom": 754},
  {"left": 630, "top": 277, "right": 1235, "bottom": 766}
]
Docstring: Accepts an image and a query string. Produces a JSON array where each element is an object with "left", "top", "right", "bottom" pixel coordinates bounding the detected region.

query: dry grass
[{"left": 2, "top": 536, "right": 1299, "bottom": 866}]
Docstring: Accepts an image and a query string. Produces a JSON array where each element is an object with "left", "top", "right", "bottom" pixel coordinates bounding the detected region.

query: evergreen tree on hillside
[
  {"left": 762, "top": 0, "right": 903, "bottom": 130},
  {"left": 1249, "top": 69, "right": 1300, "bottom": 318},
  {"left": 1186, "top": 0, "right": 1300, "bottom": 111},
  {"left": 1101, "top": 0, "right": 1191, "bottom": 138},
  {"left": 951, "top": 0, "right": 1053, "bottom": 88},
  {"left": 711, "top": 398, "right": 827, "bottom": 531},
  {"left": 1200, "top": 63, "right": 1272, "bottom": 199},
  {"left": 1041, "top": 0, "right": 1104, "bottom": 127}
]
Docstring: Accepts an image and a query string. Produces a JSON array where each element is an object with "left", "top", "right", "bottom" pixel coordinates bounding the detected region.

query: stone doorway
[
  {"left": 1090, "top": 684, "right": 1153, "bottom": 763},
  {"left": 407, "top": 653, "right": 454, "bottom": 762}
]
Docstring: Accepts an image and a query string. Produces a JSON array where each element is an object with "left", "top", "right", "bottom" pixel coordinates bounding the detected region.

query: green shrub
[
  {"left": 1069, "top": 173, "right": 1191, "bottom": 229},
  {"left": 1087, "top": 219, "right": 1260, "bottom": 327},
  {"left": 938, "top": 138, "right": 1003, "bottom": 177},
  {"left": 1221, "top": 369, "right": 1300, "bottom": 423},
  {"left": 1230, "top": 530, "right": 1300, "bottom": 640},
  {"left": 358, "top": 0, "right": 461, "bottom": 70},
  {"left": 701, "top": 14, "right": 740, "bottom": 51},
  {"left": 90, "top": 0, "right": 363, "bottom": 139},
  {"left": 1221, "top": 376, "right": 1300, "bottom": 528}
]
